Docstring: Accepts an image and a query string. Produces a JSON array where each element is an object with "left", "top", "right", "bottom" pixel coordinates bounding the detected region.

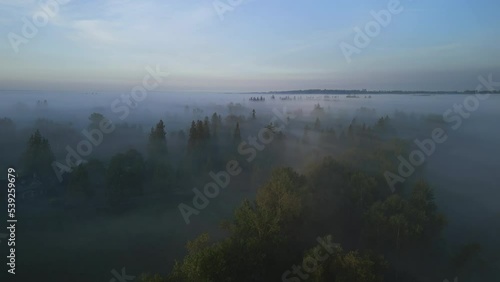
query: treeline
[
  {"left": 260, "top": 89, "right": 500, "bottom": 94},
  {"left": 1, "top": 109, "right": 289, "bottom": 208}
]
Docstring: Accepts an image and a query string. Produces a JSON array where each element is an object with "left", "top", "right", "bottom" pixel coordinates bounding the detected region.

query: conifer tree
[
  {"left": 22, "top": 130, "right": 55, "bottom": 180},
  {"left": 233, "top": 122, "right": 241, "bottom": 142},
  {"left": 148, "top": 120, "right": 167, "bottom": 161}
]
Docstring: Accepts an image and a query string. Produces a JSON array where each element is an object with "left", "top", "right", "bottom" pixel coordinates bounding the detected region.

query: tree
[
  {"left": 196, "top": 120, "right": 205, "bottom": 140},
  {"left": 407, "top": 180, "right": 446, "bottom": 241},
  {"left": 188, "top": 120, "right": 197, "bottom": 150},
  {"left": 203, "top": 116, "right": 211, "bottom": 139},
  {"left": 314, "top": 117, "right": 321, "bottom": 130},
  {"left": 168, "top": 232, "right": 233, "bottom": 282},
  {"left": 304, "top": 235, "right": 387, "bottom": 282},
  {"left": 233, "top": 122, "right": 241, "bottom": 142},
  {"left": 88, "top": 112, "right": 105, "bottom": 129},
  {"left": 169, "top": 168, "right": 306, "bottom": 281},
  {"left": 22, "top": 130, "right": 55, "bottom": 180},
  {"left": 147, "top": 120, "right": 171, "bottom": 190},
  {"left": 148, "top": 120, "right": 168, "bottom": 162},
  {"left": 211, "top": 113, "right": 219, "bottom": 138}
]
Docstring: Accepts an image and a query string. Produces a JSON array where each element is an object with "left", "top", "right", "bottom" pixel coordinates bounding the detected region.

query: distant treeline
[{"left": 244, "top": 89, "right": 500, "bottom": 95}]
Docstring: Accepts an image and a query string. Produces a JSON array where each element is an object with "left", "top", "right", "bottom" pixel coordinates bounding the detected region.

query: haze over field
[{"left": 0, "top": 0, "right": 499, "bottom": 282}]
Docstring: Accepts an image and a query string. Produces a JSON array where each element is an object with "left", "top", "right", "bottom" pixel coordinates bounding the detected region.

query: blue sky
[{"left": 1, "top": 0, "right": 499, "bottom": 92}]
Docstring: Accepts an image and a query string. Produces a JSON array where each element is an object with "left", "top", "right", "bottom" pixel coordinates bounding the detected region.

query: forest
[{"left": 0, "top": 93, "right": 498, "bottom": 281}]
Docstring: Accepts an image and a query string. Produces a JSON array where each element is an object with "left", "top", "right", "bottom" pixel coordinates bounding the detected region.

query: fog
[{"left": 0, "top": 91, "right": 499, "bottom": 281}]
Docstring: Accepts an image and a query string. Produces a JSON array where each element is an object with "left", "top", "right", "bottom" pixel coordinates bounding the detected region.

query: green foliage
[
  {"left": 364, "top": 181, "right": 445, "bottom": 250},
  {"left": 168, "top": 233, "right": 233, "bottom": 282},
  {"left": 188, "top": 118, "right": 213, "bottom": 151},
  {"left": 168, "top": 168, "right": 307, "bottom": 281},
  {"left": 299, "top": 235, "right": 387, "bottom": 282}
]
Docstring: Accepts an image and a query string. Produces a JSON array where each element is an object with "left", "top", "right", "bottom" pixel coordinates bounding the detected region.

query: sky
[{"left": 0, "top": 0, "right": 499, "bottom": 92}]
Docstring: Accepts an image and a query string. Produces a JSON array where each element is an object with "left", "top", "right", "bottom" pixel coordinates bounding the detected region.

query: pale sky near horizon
[{"left": 0, "top": 0, "right": 499, "bottom": 92}]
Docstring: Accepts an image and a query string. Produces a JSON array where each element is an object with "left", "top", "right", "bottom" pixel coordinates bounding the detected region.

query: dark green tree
[
  {"left": 305, "top": 236, "right": 387, "bottom": 282},
  {"left": 168, "top": 168, "right": 305, "bottom": 281},
  {"left": 188, "top": 120, "right": 197, "bottom": 150},
  {"left": 233, "top": 122, "right": 241, "bottom": 142},
  {"left": 22, "top": 130, "right": 55, "bottom": 180},
  {"left": 203, "top": 116, "right": 211, "bottom": 139},
  {"left": 196, "top": 120, "right": 205, "bottom": 140},
  {"left": 148, "top": 120, "right": 168, "bottom": 162}
]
